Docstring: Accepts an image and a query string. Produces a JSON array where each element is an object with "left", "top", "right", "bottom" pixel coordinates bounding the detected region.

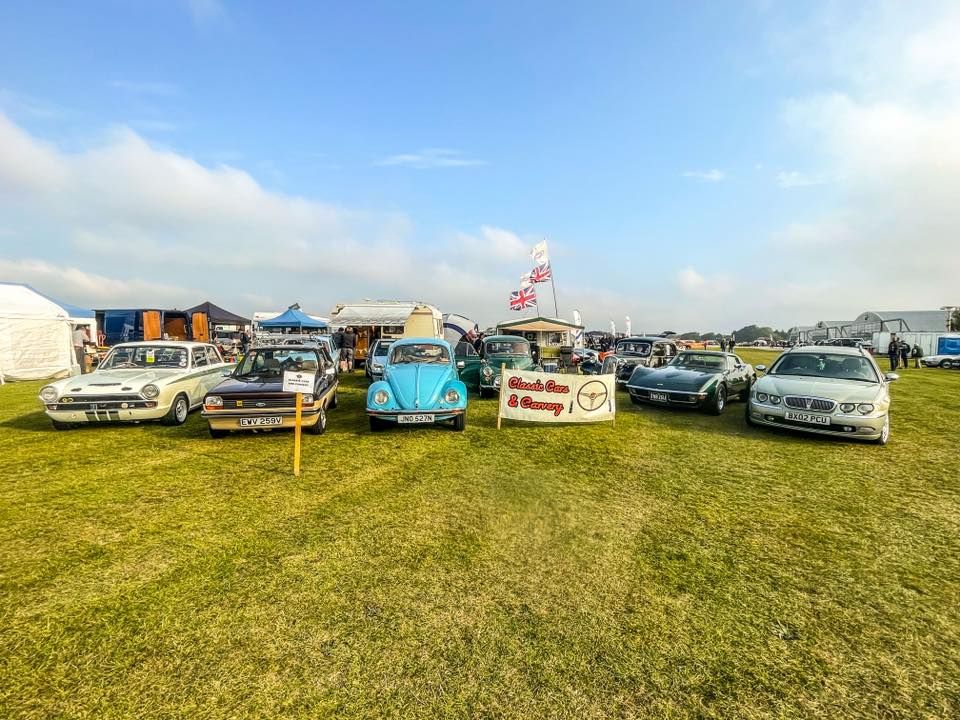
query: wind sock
[{"left": 572, "top": 310, "right": 584, "bottom": 348}]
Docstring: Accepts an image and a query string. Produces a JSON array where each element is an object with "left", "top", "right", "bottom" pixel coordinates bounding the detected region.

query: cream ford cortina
[
  {"left": 746, "top": 345, "right": 898, "bottom": 445},
  {"left": 38, "top": 341, "right": 230, "bottom": 429}
]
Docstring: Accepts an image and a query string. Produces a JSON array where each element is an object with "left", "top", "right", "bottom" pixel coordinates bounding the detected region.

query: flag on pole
[
  {"left": 519, "top": 271, "right": 533, "bottom": 289},
  {"left": 530, "top": 240, "right": 549, "bottom": 264},
  {"left": 530, "top": 262, "right": 552, "bottom": 283},
  {"left": 509, "top": 286, "right": 537, "bottom": 311}
]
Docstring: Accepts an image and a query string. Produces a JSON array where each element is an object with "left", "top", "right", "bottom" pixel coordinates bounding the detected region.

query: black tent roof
[{"left": 186, "top": 301, "right": 248, "bottom": 325}]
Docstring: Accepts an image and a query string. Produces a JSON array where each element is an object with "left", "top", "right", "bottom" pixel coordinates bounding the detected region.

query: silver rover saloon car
[{"left": 746, "top": 345, "right": 898, "bottom": 445}]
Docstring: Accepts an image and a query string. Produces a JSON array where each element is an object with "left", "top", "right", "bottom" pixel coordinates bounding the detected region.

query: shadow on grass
[{"left": 1, "top": 411, "right": 55, "bottom": 432}]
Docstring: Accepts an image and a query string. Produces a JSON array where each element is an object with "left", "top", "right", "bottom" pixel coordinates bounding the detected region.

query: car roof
[
  {"left": 677, "top": 350, "right": 732, "bottom": 356},
  {"left": 618, "top": 336, "right": 671, "bottom": 343},
  {"left": 249, "top": 345, "right": 320, "bottom": 352},
  {"left": 391, "top": 337, "right": 453, "bottom": 349},
  {"left": 111, "top": 341, "right": 211, "bottom": 348},
  {"left": 786, "top": 344, "right": 870, "bottom": 356},
  {"left": 484, "top": 335, "right": 529, "bottom": 342}
]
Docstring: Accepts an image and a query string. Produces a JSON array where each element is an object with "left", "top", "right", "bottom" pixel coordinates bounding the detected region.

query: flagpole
[{"left": 550, "top": 277, "right": 558, "bottom": 318}]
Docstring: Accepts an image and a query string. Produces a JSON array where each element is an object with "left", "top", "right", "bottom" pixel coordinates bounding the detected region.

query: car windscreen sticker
[{"left": 145, "top": 350, "right": 155, "bottom": 363}]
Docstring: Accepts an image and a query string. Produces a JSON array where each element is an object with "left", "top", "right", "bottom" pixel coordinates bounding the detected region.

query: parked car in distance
[
  {"left": 920, "top": 353, "right": 960, "bottom": 368},
  {"left": 365, "top": 338, "right": 396, "bottom": 382},
  {"left": 746, "top": 345, "right": 896, "bottom": 445},
  {"left": 625, "top": 351, "right": 755, "bottom": 414},
  {"left": 367, "top": 338, "right": 467, "bottom": 431},
  {"left": 38, "top": 341, "right": 228, "bottom": 429},
  {"left": 586, "top": 336, "right": 679, "bottom": 383},
  {"left": 476, "top": 335, "right": 539, "bottom": 398},
  {"left": 202, "top": 345, "right": 338, "bottom": 437}
]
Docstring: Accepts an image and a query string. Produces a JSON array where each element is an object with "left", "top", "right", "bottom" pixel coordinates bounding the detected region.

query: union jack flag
[
  {"left": 509, "top": 286, "right": 537, "bottom": 311},
  {"left": 530, "top": 262, "right": 552, "bottom": 283}
]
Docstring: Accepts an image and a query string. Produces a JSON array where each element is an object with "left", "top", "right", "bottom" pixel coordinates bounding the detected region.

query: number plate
[
  {"left": 397, "top": 414, "right": 435, "bottom": 424},
  {"left": 649, "top": 392, "right": 669, "bottom": 402},
  {"left": 784, "top": 411, "right": 830, "bottom": 426},
  {"left": 239, "top": 416, "right": 283, "bottom": 427}
]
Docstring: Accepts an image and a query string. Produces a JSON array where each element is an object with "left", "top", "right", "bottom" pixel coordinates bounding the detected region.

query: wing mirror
[
  {"left": 755, "top": 364, "right": 767, "bottom": 373},
  {"left": 221, "top": 368, "right": 233, "bottom": 376},
  {"left": 325, "top": 367, "right": 336, "bottom": 377},
  {"left": 884, "top": 372, "right": 899, "bottom": 382},
  {"left": 456, "top": 360, "right": 465, "bottom": 369}
]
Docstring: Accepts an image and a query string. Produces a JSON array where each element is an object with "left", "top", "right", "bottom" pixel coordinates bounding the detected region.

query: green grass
[{"left": 1, "top": 349, "right": 958, "bottom": 719}]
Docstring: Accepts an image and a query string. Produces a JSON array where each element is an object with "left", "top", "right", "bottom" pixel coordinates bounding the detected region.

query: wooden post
[
  {"left": 293, "top": 391, "right": 303, "bottom": 476},
  {"left": 496, "top": 362, "right": 505, "bottom": 430}
]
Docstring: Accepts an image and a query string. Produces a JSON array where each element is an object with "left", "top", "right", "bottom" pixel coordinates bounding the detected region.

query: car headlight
[
  {"left": 857, "top": 403, "right": 875, "bottom": 414},
  {"left": 756, "top": 392, "right": 768, "bottom": 402},
  {"left": 40, "top": 386, "right": 59, "bottom": 403},
  {"left": 302, "top": 394, "right": 314, "bottom": 404},
  {"left": 371, "top": 363, "right": 382, "bottom": 371},
  {"left": 141, "top": 384, "right": 160, "bottom": 399},
  {"left": 839, "top": 403, "right": 856, "bottom": 414},
  {"left": 769, "top": 394, "right": 781, "bottom": 405},
  {"left": 481, "top": 366, "right": 494, "bottom": 379},
  {"left": 374, "top": 390, "right": 389, "bottom": 405},
  {"left": 206, "top": 395, "right": 223, "bottom": 407},
  {"left": 445, "top": 389, "right": 460, "bottom": 403}
]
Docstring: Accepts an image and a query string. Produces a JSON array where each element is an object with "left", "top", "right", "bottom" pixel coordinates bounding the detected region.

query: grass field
[{"left": 1, "top": 349, "right": 958, "bottom": 719}]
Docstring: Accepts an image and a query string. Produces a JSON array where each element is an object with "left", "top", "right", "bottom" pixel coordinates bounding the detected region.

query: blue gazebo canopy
[{"left": 258, "top": 307, "right": 327, "bottom": 330}]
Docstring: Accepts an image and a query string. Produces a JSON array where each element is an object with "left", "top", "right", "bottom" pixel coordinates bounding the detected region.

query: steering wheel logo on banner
[{"left": 576, "top": 380, "right": 608, "bottom": 412}]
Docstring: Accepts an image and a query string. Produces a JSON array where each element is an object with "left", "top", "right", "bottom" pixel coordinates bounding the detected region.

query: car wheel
[
  {"left": 51, "top": 420, "right": 77, "bottom": 431},
  {"left": 369, "top": 416, "right": 384, "bottom": 432},
  {"left": 452, "top": 413, "right": 466, "bottom": 431},
  {"left": 329, "top": 390, "right": 338, "bottom": 410},
  {"left": 708, "top": 384, "right": 727, "bottom": 415},
  {"left": 307, "top": 407, "right": 327, "bottom": 435},
  {"left": 872, "top": 416, "right": 890, "bottom": 445},
  {"left": 940, "top": 359, "right": 952, "bottom": 368},
  {"left": 162, "top": 393, "right": 190, "bottom": 426},
  {"left": 740, "top": 376, "right": 755, "bottom": 401},
  {"left": 209, "top": 427, "right": 229, "bottom": 439}
]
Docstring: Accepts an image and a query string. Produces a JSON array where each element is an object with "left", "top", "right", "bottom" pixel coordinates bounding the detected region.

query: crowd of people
[{"left": 886, "top": 334, "right": 922, "bottom": 371}]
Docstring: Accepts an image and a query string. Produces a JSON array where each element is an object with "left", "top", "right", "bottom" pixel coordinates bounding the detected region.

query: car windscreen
[
  {"left": 484, "top": 341, "right": 529, "bottom": 355},
  {"left": 616, "top": 341, "right": 651, "bottom": 356},
  {"left": 670, "top": 353, "right": 725, "bottom": 370},
  {"left": 771, "top": 353, "right": 879, "bottom": 382},
  {"left": 390, "top": 343, "right": 450, "bottom": 364},
  {"left": 234, "top": 348, "right": 320, "bottom": 378},
  {"left": 373, "top": 341, "right": 394, "bottom": 357},
  {"left": 101, "top": 345, "right": 188, "bottom": 369}
]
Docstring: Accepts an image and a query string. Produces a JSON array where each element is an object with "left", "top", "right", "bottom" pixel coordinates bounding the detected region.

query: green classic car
[
  {"left": 625, "top": 350, "right": 755, "bottom": 414},
  {"left": 471, "top": 335, "right": 539, "bottom": 398}
]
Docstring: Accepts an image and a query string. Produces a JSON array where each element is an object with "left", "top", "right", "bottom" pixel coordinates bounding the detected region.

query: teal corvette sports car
[{"left": 625, "top": 351, "right": 755, "bottom": 414}]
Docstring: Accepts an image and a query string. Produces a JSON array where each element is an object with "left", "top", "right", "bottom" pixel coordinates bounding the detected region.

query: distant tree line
[{"left": 678, "top": 325, "right": 790, "bottom": 343}]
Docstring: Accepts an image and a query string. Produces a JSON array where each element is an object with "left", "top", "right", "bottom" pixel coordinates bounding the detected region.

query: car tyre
[
  {"left": 329, "top": 390, "right": 338, "bottom": 410},
  {"left": 307, "top": 407, "right": 327, "bottom": 435},
  {"left": 51, "top": 420, "right": 77, "bottom": 431},
  {"left": 162, "top": 393, "right": 190, "bottom": 426},
  {"left": 740, "top": 376, "right": 753, "bottom": 401},
  {"left": 872, "top": 416, "right": 890, "bottom": 445},
  {"left": 452, "top": 413, "right": 466, "bottom": 432},
  {"left": 708, "top": 384, "right": 727, "bottom": 415},
  {"left": 209, "top": 427, "right": 229, "bottom": 439},
  {"left": 940, "top": 359, "right": 952, "bottom": 368}
]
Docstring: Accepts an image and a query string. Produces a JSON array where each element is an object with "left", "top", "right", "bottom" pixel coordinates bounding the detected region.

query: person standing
[
  {"left": 72, "top": 325, "right": 88, "bottom": 374},
  {"left": 911, "top": 343, "right": 923, "bottom": 368},
  {"left": 240, "top": 329, "right": 250, "bottom": 355},
  {"left": 719, "top": 336, "right": 728, "bottom": 352},
  {"left": 899, "top": 339, "right": 910, "bottom": 370},
  {"left": 341, "top": 327, "right": 356, "bottom": 371},
  {"left": 728, "top": 334, "right": 737, "bottom": 351},
  {"left": 887, "top": 335, "right": 900, "bottom": 371}
]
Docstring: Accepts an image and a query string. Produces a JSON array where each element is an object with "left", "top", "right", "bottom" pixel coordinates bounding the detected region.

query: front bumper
[
  {"left": 747, "top": 402, "right": 886, "bottom": 441},
  {"left": 44, "top": 401, "right": 167, "bottom": 423},
  {"left": 479, "top": 374, "right": 502, "bottom": 390},
  {"left": 202, "top": 407, "right": 322, "bottom": 430},
  {"left": 367, "top": 408, "right": 464, "bottom": 422},
  {"left": 626, "top": 386, "right": 707, "bottom": 408}
]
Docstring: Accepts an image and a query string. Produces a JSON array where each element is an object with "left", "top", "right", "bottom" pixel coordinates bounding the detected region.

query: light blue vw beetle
[{"left": 366, "top": 337, "right": 468, "bottom": 431}]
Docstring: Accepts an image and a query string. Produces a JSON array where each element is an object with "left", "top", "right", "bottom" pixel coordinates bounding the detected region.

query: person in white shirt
[{"left": 72, "top": 325, "right": 88, "bottom": 373}]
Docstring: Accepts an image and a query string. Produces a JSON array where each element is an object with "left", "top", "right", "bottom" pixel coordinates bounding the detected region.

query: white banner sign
[
  {"left": 498, "top": 368, "right": 615, "bottom": 424},
  {"left": 282, "top": 370, "right": 315, "bottom": 394}
]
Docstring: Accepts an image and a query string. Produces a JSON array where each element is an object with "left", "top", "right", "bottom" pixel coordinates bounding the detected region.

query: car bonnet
[
  {"left": 754, "top": 374, "right": 882, "bottom": 403},
  {"left": 385, "top": 364, "right": 454, "bottom": 409}
]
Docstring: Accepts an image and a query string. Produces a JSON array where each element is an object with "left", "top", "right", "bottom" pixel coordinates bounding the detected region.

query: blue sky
[{"left": 1, "top": 1, "right": 957, "bottom": 331}]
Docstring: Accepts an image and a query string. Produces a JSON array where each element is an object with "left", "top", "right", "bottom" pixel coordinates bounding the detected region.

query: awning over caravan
[
  {"left": 497, "top": 316, "right": 584, "bottom": 333},
  {"left": 331, "top": 304, "right": 418, "bottom": 327}
]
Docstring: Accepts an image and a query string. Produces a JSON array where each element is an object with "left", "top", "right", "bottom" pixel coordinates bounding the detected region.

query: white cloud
[
  {"left": 376, "top": 148, "right": 487, "bottom": 169},
  {"left": 775, "top": 170, "right": 829, "bottom": 188},
  {"left": 681, "top": 169, "right": 726, "bottom": 182},
  {"left": 0, "top": 113, "right": 68, "bottom": 192}
]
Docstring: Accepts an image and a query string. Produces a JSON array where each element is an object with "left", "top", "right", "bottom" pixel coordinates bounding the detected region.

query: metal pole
[
  {"left": 496, "top": 362, "right": 505, "bottom": 429},
  {"left": 550, "top": 278, "right": 559, "bottom": 317},
  {"left": 293, "top": 392, "right": 302, "bottom": 476}
]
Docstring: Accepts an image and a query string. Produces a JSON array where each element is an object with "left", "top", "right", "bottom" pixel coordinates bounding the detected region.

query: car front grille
[
  {"left": 220, "top": 395, "right": 298, "bottom": 409},
  {"left": 784, "top": 396, "right": 836, "bottom": 412},
  {"left": 52, "top": 394, "right": 153, "bottom": 411}
]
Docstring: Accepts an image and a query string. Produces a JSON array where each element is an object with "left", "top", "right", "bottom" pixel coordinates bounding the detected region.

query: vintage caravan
[{"left": 329, "top": 301, "right": 443, "bottom": 367}]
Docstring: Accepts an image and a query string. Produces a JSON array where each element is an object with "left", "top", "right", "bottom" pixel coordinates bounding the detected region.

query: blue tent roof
[{"left": 258, "top": 307, "right": 327, "bottom": 329}]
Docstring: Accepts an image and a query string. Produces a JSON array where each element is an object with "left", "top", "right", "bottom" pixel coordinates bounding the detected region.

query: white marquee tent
[{"left": 0, "top": 283, "right": 94, "bottom": 382}]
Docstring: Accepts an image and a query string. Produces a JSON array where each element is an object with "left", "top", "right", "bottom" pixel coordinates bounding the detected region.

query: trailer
[{"left": 94, "top": 308, "right": 210, "bottom": 345}]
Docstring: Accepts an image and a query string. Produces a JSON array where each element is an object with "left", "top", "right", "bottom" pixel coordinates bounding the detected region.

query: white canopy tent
[{"left": 0, "top": 283, "right": 94, "bottom": 382}]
